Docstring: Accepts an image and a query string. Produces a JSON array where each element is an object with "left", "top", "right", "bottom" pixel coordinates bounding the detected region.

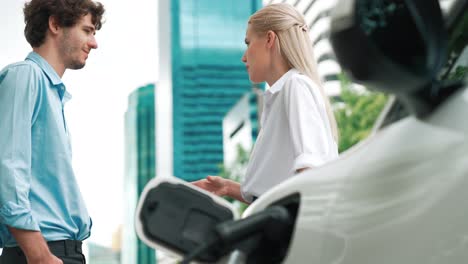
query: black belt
[
  {"left": 3, "top": 239, "right": 82, "bottom": 257},
  {"left": 48, "top": 240, "right": 83, "bottom": 255}
]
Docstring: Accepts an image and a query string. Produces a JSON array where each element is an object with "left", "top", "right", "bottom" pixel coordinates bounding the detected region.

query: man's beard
[
  {"left": 60, "top": 31, "right": 86, "bottom": 70},
  {"left": 68, "top": 60, "right": 86, "bottom": 70}
]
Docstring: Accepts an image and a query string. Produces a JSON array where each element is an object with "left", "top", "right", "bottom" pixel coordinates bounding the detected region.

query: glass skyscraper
[
  {"left": 123, "top": 84, "right": 157, "bottom": 264},
  {"left": 170, "top": 0, "right": 262, "bottom": 181},
  {"left": 123, "top": 1, "right": 262, "bottom": 262}
]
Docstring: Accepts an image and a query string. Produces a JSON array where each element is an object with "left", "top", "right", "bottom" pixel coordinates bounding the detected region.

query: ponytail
[{"left": 249, "top": 3, "right": 339, "bottom": 141}]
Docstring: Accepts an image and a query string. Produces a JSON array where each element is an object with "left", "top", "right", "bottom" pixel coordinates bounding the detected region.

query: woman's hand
[
  {"left": 192, "top": 175, "right": 230, "bottom": 196},
  {"left": 192, "top": 176, "right": 248, "bottom": 203}
]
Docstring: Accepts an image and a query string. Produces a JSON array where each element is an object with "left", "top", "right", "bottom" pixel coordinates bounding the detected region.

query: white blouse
[{"left": 241, "top": 68, "right": 338, "bottom": 202}]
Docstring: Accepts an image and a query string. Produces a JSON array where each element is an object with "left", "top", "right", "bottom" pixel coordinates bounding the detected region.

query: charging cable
[{"left": 180, "top": 205, "right": 292, "bottom": 264}]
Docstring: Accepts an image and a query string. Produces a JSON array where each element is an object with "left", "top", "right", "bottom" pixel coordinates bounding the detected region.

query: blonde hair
[{"left": 249, "top": 3, "right": 339, "bottom": 142}]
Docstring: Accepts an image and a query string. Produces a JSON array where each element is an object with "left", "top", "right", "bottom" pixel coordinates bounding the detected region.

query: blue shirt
[{"left": 0, "top": 52, "right": 91, "bottom": 247}]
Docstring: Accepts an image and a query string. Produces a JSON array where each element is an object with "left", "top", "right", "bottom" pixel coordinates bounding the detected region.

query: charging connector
[{"left": 180, "top": 205, "right": 292, "bottom": 264}]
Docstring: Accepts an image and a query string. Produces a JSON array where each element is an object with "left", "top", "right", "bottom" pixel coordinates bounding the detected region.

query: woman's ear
[{"left": 266, "top": 30, "right": 276, "bottom": 49}]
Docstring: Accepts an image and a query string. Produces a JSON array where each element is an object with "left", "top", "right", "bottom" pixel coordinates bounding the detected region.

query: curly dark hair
[{"left": 24, "top": 0, "right": 105, "bottom": 47}]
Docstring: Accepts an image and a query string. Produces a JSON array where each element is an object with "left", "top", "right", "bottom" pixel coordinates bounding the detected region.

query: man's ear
[
  {"left": 48, "top": 16, "right": 61, "bottom": 35},
  {"left": 266, "top": 30, "right": 276, "bottom": 49}
]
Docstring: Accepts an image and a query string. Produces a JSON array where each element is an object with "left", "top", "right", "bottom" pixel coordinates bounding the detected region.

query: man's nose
[{"left": 89, "top": 35, "right": 98, "bottom": 49}]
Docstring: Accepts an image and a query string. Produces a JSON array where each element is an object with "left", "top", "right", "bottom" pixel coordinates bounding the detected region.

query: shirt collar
[
  {"left": 261, "top": 68, "right": 299, "bottom": 126},
  {"left": 25, "top": 51, "right": 63, "bottom": 86},
  {"left": 26, "top": 51, "right": 72, "bottom": 103},
  {"left": 266, "top": 68, "right": 299, "bottom": 95}
]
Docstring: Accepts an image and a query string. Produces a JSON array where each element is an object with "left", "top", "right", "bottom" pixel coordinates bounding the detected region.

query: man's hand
[
  {"left": 8, "top": 227, "right": 63, "bottom": 264},
  {"left": 29, "top": 253, "right": 63, "bottom": 264}
]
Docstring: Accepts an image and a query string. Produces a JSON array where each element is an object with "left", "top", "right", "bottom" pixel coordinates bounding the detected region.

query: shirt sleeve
[
  {"left": 0, "top": 64, "right": 40, "bottom": 231},
  {"left": 283, "top": 75, "right": 332, "bottom": 171},
  {"left": 240, "top": 185, "right": 254, "bottom": 203}
]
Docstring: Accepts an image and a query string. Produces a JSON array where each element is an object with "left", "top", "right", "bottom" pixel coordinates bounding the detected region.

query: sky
[{"left": 0, "top": 0, "right": 158, "bottom": 247}]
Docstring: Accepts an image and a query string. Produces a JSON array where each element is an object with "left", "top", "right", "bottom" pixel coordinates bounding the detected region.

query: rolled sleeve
[
  {"left": 240, "top": 186, "right": 255, "bottom": 203},
  {"left": 0, "top": 64, "right": 40, "bottom": 231},
  {"left": 0, "top": 203, "right": 40, "bottom": 231},
  {"left": 284, "top": 76, "right": 331, "bottom": 171}
]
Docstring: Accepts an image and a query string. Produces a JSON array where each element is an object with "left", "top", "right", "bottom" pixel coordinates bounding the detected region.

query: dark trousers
[{"left": 0, "top": 240, "right": 85, "bottom": 264}]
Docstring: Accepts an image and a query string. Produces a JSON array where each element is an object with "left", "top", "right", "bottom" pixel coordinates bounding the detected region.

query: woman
[{"left": 193, "top": 3, "right": 338, "bottom": 203}]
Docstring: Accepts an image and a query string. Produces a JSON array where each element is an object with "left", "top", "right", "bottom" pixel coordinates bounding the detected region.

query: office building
[
  {"left": 222, "top": 90, "right": 261, "bottom": 171},
  {"left": 123, "top": 84, "right": 157, "bottom": 264},
  {"left": 264, "top": 0, "right": 342, "bottom": 96},
  {"left": 157, "top": 0, "right": 262, "bottom": 181}
]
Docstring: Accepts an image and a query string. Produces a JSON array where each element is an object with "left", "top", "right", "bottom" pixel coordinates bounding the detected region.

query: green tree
[
  {"left": 448, "top": 65, "right": 467, "bottom": 81},
  {"left": 334, "top": 74, "right": 388, "bottom": 152},
  {"left": 218, "top": 144, "right": 250, "bottom": 184},
  {"left": 218, "top": 144, "right": 250, "bottom": 212}
]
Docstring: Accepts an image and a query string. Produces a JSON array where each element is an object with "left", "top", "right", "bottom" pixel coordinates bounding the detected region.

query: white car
[{"left": 135, "top": 0, "right": 468, "bottom": 263}]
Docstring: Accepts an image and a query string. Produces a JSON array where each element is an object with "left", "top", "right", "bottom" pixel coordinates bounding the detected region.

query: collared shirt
[
  {"left": 241, "top": 69, "right": 338, "bottom": 202},
  {"left": 0, "top": 52, "right": 91, "bottom": 247}
]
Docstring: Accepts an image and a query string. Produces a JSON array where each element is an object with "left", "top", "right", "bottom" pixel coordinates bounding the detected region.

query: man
[{"left": 0, "top": 0, "right": 104, "bottom": 263}]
